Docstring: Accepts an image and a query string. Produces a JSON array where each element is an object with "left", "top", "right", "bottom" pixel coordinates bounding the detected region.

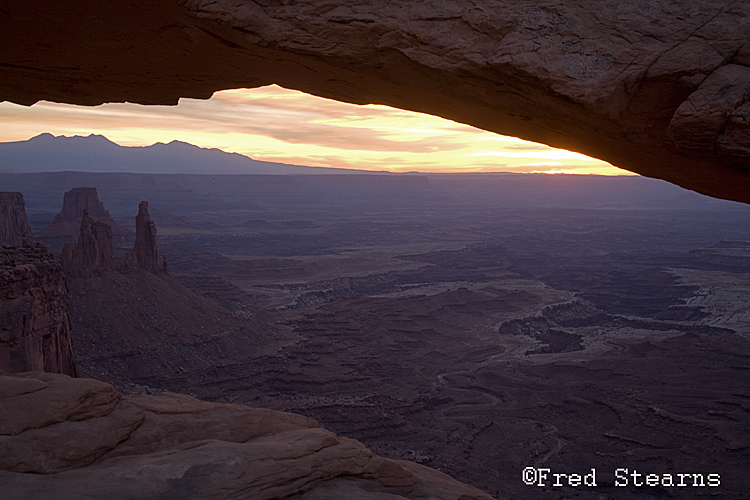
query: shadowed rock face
[
  {"left": 126, "top": 201, "right": 168, "bottom": 275},
  {"left": 0, "top": 193, "right": 77, "bottom": 376},
  {"left": 0, "top": 246, "right": 77, "bottom": 376},
  {"left": 0, "top": 372, "right": 492, "bottom": 500},
  {"left": 59, "top": 199, "right": 167, "bottom": 277},
  {"left": 52, "top": 188, "right": 111, "bottom": 227},
  {"left": 50, "top": 195, "right": 167, "bottom": 277},
  {"left": 60, "top": 210, "right": 115, "bottom": 277},
  {"left": 36, "top": 187, "right": 131, "bottom": 240},
  {"left": 0, "top": 193, "right": 32, "bottom": 247},
  {"left": 1, "top": 1, "right": 750, "bottom": 202}
]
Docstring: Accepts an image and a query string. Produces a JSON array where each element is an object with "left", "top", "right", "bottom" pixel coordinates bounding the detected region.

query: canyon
[
  {"left": 3, "top": 171, "right": 750, "bottom": 498},
  {"left": 3, "top": 2, "right": 750, "bottom": 498},
  {"left": 1, "top": 184, "right": 496, "bottom": 500}
]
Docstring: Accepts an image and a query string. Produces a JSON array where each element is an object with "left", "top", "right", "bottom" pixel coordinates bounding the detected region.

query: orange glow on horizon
[{"left": 0, "top": 85, "right": 634, "bottom": 176}]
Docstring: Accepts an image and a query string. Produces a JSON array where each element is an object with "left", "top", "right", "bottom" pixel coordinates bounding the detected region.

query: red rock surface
[
  {"left": 0, "top": 245, "right": 77, "bottom": 376},
  {"left": 0, "top": 371, "right": 492, "bottom": 500},
  {"left": 0, "top": 192, "right": 32, "bottom": 247}
]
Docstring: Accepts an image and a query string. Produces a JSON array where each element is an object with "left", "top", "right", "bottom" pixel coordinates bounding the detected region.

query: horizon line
[{"left": 3, "top": 132, "right": 638, "bottom": 177}]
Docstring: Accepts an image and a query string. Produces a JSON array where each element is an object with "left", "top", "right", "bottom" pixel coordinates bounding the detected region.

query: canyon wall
[
  {"left": 0, "top": 192, "right": 77, "bottom": 376},
  {"left": 1, "top": 1, "right": 750, "bottom": 202},
  {"left": 0, "top": 245, "right": 77, "bottom": 376},
  {"left": 0, "top": 192, "right": 32, "bottom": 247}
]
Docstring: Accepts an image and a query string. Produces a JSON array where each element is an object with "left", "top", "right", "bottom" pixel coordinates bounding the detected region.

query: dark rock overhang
[{"left": 2, "top": 0, "right": 749, "bottom": 203}]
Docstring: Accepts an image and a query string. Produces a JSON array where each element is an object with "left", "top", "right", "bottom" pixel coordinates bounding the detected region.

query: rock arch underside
[{"left": 2, "top": 0, "right": 749, "bottom": 203}]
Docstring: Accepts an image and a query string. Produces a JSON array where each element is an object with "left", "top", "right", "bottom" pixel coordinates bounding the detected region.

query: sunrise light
[{"left": 0, "top": 85, "right": 632, "bottom": 176}]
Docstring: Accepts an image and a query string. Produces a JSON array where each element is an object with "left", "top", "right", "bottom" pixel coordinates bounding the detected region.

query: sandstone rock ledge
[{"left": 0, "top": 372, "right": 493, "bottom": 500}]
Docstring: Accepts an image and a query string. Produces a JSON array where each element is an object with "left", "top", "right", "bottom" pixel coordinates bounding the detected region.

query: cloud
[{"left": 0, "top": 85, "right": 632, "bottom": 175}]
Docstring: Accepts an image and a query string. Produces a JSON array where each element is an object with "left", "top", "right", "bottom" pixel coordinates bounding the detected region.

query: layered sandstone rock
[
  {"left": 1, "top": 1, "right": 750, "bottom": 202},
  {"left": 0, "top": 372, "right": 492, "bottom": 500},
  {"left": 36, "top": 187, "right": 131, "bottom": 241},
  {"left": 125, "top": 201, "right": 168, "bottom": 275},
  {"left": 0, "top": 246, "right": 77, "bottom": 376},
  {"left": 60, "top": 210, "right": 116, "bottom": 277},
  {"left": 0, "top": 192, "right": 32, "bottom": 247},
  {"left": 55, "top": 197, "right": 167, "bottom": 277}
]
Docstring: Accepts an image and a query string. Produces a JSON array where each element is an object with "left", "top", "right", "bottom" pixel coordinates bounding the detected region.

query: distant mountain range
[{"left": 0, "top": 133, "right": 369, "bottom": 175}]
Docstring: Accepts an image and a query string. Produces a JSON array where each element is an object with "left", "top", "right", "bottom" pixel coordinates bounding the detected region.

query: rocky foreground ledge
[{"left": 0, "top": 371, "right": 493, "bottom": 500}]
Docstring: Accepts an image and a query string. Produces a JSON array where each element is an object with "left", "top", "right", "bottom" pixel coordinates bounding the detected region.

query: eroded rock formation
[
  {"left": 125, "top": 201, "right": 168, "bottom": 274},
  {"left": 36, "top": 187, "right": 131, "bottom": 242},
  {"left": 60, "top": 210, "right": 116, "bottom": 277},
  {"left": 0, "top": 245, "right": 77, "bottom": 376},
  {"left": 1, "top": 1, "right": 750, "bottom": 202},
  {"left": 54, "top": 196, "right": 167, "bottom": 277},
  {"left": 0, "top": 371, "right": 492, "bottom": 500},
  {"left": 0, "top": 192, "right": 32, "bottom": 247}
]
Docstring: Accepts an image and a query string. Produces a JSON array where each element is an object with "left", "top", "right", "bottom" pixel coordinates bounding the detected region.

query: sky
[{"left": 0, "top": 85, "right": 631, "bottom": 175}]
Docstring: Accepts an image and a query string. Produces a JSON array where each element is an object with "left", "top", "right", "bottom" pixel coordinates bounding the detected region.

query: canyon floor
[{"left": 14, "top": 172, "right": 750, "bottom": 499}]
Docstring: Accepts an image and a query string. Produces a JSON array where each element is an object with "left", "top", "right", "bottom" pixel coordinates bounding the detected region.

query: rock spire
[
  {"left": 0, "top": 192, "right": 32, "bottom": 247},
  {"left": 126, "top": 201, "right": 168, "bottom": 275},
  {"left": 51, "top": 193, "right": 167, "bottom": 277},
  {"left": 60, "top": 209, "right": 116, "bottom": 277}
]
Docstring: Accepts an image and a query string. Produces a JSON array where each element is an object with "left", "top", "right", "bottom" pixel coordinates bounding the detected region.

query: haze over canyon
[
  {"left": 2, "top": 132, "right": 750, "bottom": 498},
  {"left": 2, "top": 1, "right": 750, "bottom": 499}
]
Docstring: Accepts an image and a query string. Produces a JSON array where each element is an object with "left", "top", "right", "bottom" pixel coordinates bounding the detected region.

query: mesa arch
[{"left": 2, "top": 0, "right": 749, "bottom": 202}]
